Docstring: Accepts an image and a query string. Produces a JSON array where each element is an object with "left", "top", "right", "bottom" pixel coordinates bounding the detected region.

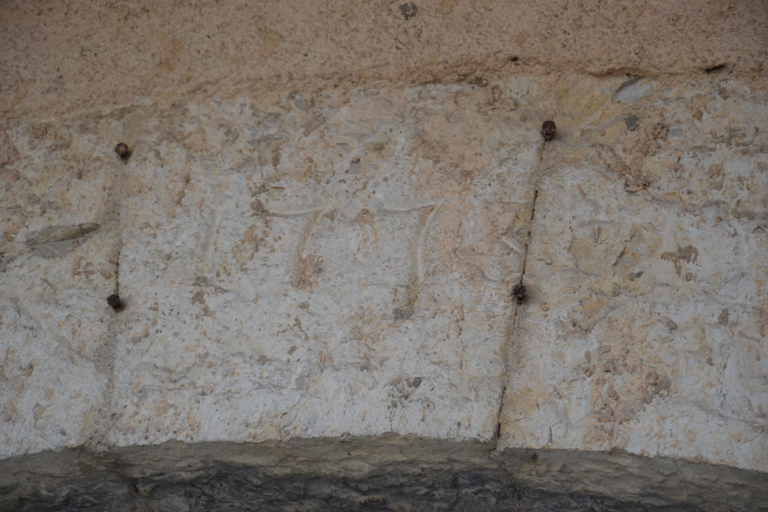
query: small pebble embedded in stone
[{"left": 541, "top": 120, "right": 556, "bottom": 141}]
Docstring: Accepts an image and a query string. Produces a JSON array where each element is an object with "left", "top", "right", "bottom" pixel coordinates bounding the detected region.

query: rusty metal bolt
[
  {"left": 107, "top": 294, "right": 125, "bottom": 312},
  {"left": 512, "top": 284, "right": 527, "bottom": 304},
  {"left": 541, "top": 120, "right": 557, "bottom": 141},
  {"left": 115, "top": 142, "right": 130, "bottom": 161}
]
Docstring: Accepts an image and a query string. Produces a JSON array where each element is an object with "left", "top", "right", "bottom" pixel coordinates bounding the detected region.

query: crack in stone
[
  {"left": 492, "top": 134, "right": 549, "bottom": 447},
  {"left": 85, "top": 143, "right": 128, "bottom": 456}
]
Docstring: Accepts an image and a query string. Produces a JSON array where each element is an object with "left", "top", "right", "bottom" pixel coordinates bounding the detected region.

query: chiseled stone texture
[
  {"left": 0, "top": 116, "right": 123, "bottom": 458},
  {"left": 501, "top": 448, "right": 768, "bottom": 512},
  {"left": 2, "top": 75, "right": 768, "bottom": 511},
  {"left": 109, "top": 81, "right": 544, "bottom": 447},
  {"left": 0, "top": 440, "right": 711, "bottom": 512},
  {"left": 500, "top": 77, "right": 768, "bottom": 483}
]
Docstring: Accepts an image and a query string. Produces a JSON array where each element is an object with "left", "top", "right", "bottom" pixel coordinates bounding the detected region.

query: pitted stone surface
[
  {"left": 109, "top": 82, "right": 544, "bottom": 447},
  {"left": 2, "top": 75, "right": 767, "bottom": 511},
  {"left": 0, "top": 117, "right": 124, "bottom": 458},
  {"left": 500, "top": 78, "right": 768, "bottom": 475},
  {"left": 0, "top": 441, "right": 720, "bottom": 512},
  {"left": 3, "top": 0, "right": 766, "bottom": 122}
]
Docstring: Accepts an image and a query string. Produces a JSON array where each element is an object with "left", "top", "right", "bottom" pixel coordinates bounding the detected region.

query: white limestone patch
[
  {"left": 0, "top": 118, "right": 121, "bottom": 458},
  {"left": 108, "top": 82, "right": 547, "bottom": 447}
]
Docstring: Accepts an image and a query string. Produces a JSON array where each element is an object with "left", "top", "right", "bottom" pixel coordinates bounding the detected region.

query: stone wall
[{"left": 1, "top": 1, "right": 767, "bottom": 510}]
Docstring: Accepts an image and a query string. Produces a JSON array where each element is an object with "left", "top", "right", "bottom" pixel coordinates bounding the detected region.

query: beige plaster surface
[{"left": 1, "top": 0, "right": 767, "bottom": 123}]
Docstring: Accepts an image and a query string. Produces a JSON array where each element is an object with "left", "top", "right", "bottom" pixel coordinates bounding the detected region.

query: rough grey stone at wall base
[{"left": 1, "top": 438, "right": 765, "bottom": 512}]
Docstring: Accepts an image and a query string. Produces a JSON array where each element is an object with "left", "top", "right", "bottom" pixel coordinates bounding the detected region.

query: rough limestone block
[
  {"left": 500, "top": 78, "right": 768, "bottom": 483},
  {"left": 109, "top": 82, "right": 547, "bottom": 447},
  {"left": 3, "top": 74, "right": 766, "bottom": 511},
  {"left": 0, "top": 117, "right": 122, "bottom": 458}
]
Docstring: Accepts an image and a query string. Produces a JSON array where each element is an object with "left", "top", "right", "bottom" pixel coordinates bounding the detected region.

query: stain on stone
[
  {"left": 250, "top": 199, "right": 268, "bottom": 217},
  {"left": 352, "top": 208, "right": 377, "bottom": 242},
  {"left": 388, "top": 377, "right": 423, "bottom": 406},
  {"left": 628, "top": 270, "right": 643, "bottom": 281},
  {"left": 399, "top": 3, "right": 418, "bottom": 20},
  {"left": 624, "top": 114, "right": 639, "bottom": 131},
  {"left": 393, "top": 308, "right": 411, "bottom": 321},
  {"left": 661, "top": 245, "right": 699, "bottom": 276},
  {"left": 718, "top": 309, "right": 729, "bottom": 326},
  {"left": 233, "top": 225, "right": 262, "bottom": 264},
  {"left": 0, "top": 131, "right": 20, "bottom": 167},
  {"left": 294, "top": 254, "right": 323, "bottom": 292}
]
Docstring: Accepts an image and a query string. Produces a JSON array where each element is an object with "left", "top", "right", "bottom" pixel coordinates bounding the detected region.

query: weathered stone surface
[
  {"left": 108, "top": 83, "right": 543, "bottom": 447},
  {"left": 501, "top": 449, "right": 768, "bottom": 512},
  {"left": 2, "top": 75, "right": 767, "bottom": 511},
  {"left": 0, "top": 440, "right": 712, "bottom": 512},
  {"left": 3, "top": 0, "right": 767, "bottom": 122},
  {"left": 500, "top": 77, "right": 768, "bottom": 497},
  {"left": 0, "top": 117, "right": 123, "bottom": 458}
]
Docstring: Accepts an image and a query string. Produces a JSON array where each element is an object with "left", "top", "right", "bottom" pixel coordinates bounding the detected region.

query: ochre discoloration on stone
[
  {"left": 3, "top": 0, "right": 767, "bottom": 123},
  {"left": 501, "top": 79, "right": 768, "bottom": 478}
]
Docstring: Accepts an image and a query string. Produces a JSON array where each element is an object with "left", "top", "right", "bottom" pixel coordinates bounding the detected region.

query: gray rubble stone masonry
[{"left": 1, "top": 77, "right": 767, "bottom": 511}]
